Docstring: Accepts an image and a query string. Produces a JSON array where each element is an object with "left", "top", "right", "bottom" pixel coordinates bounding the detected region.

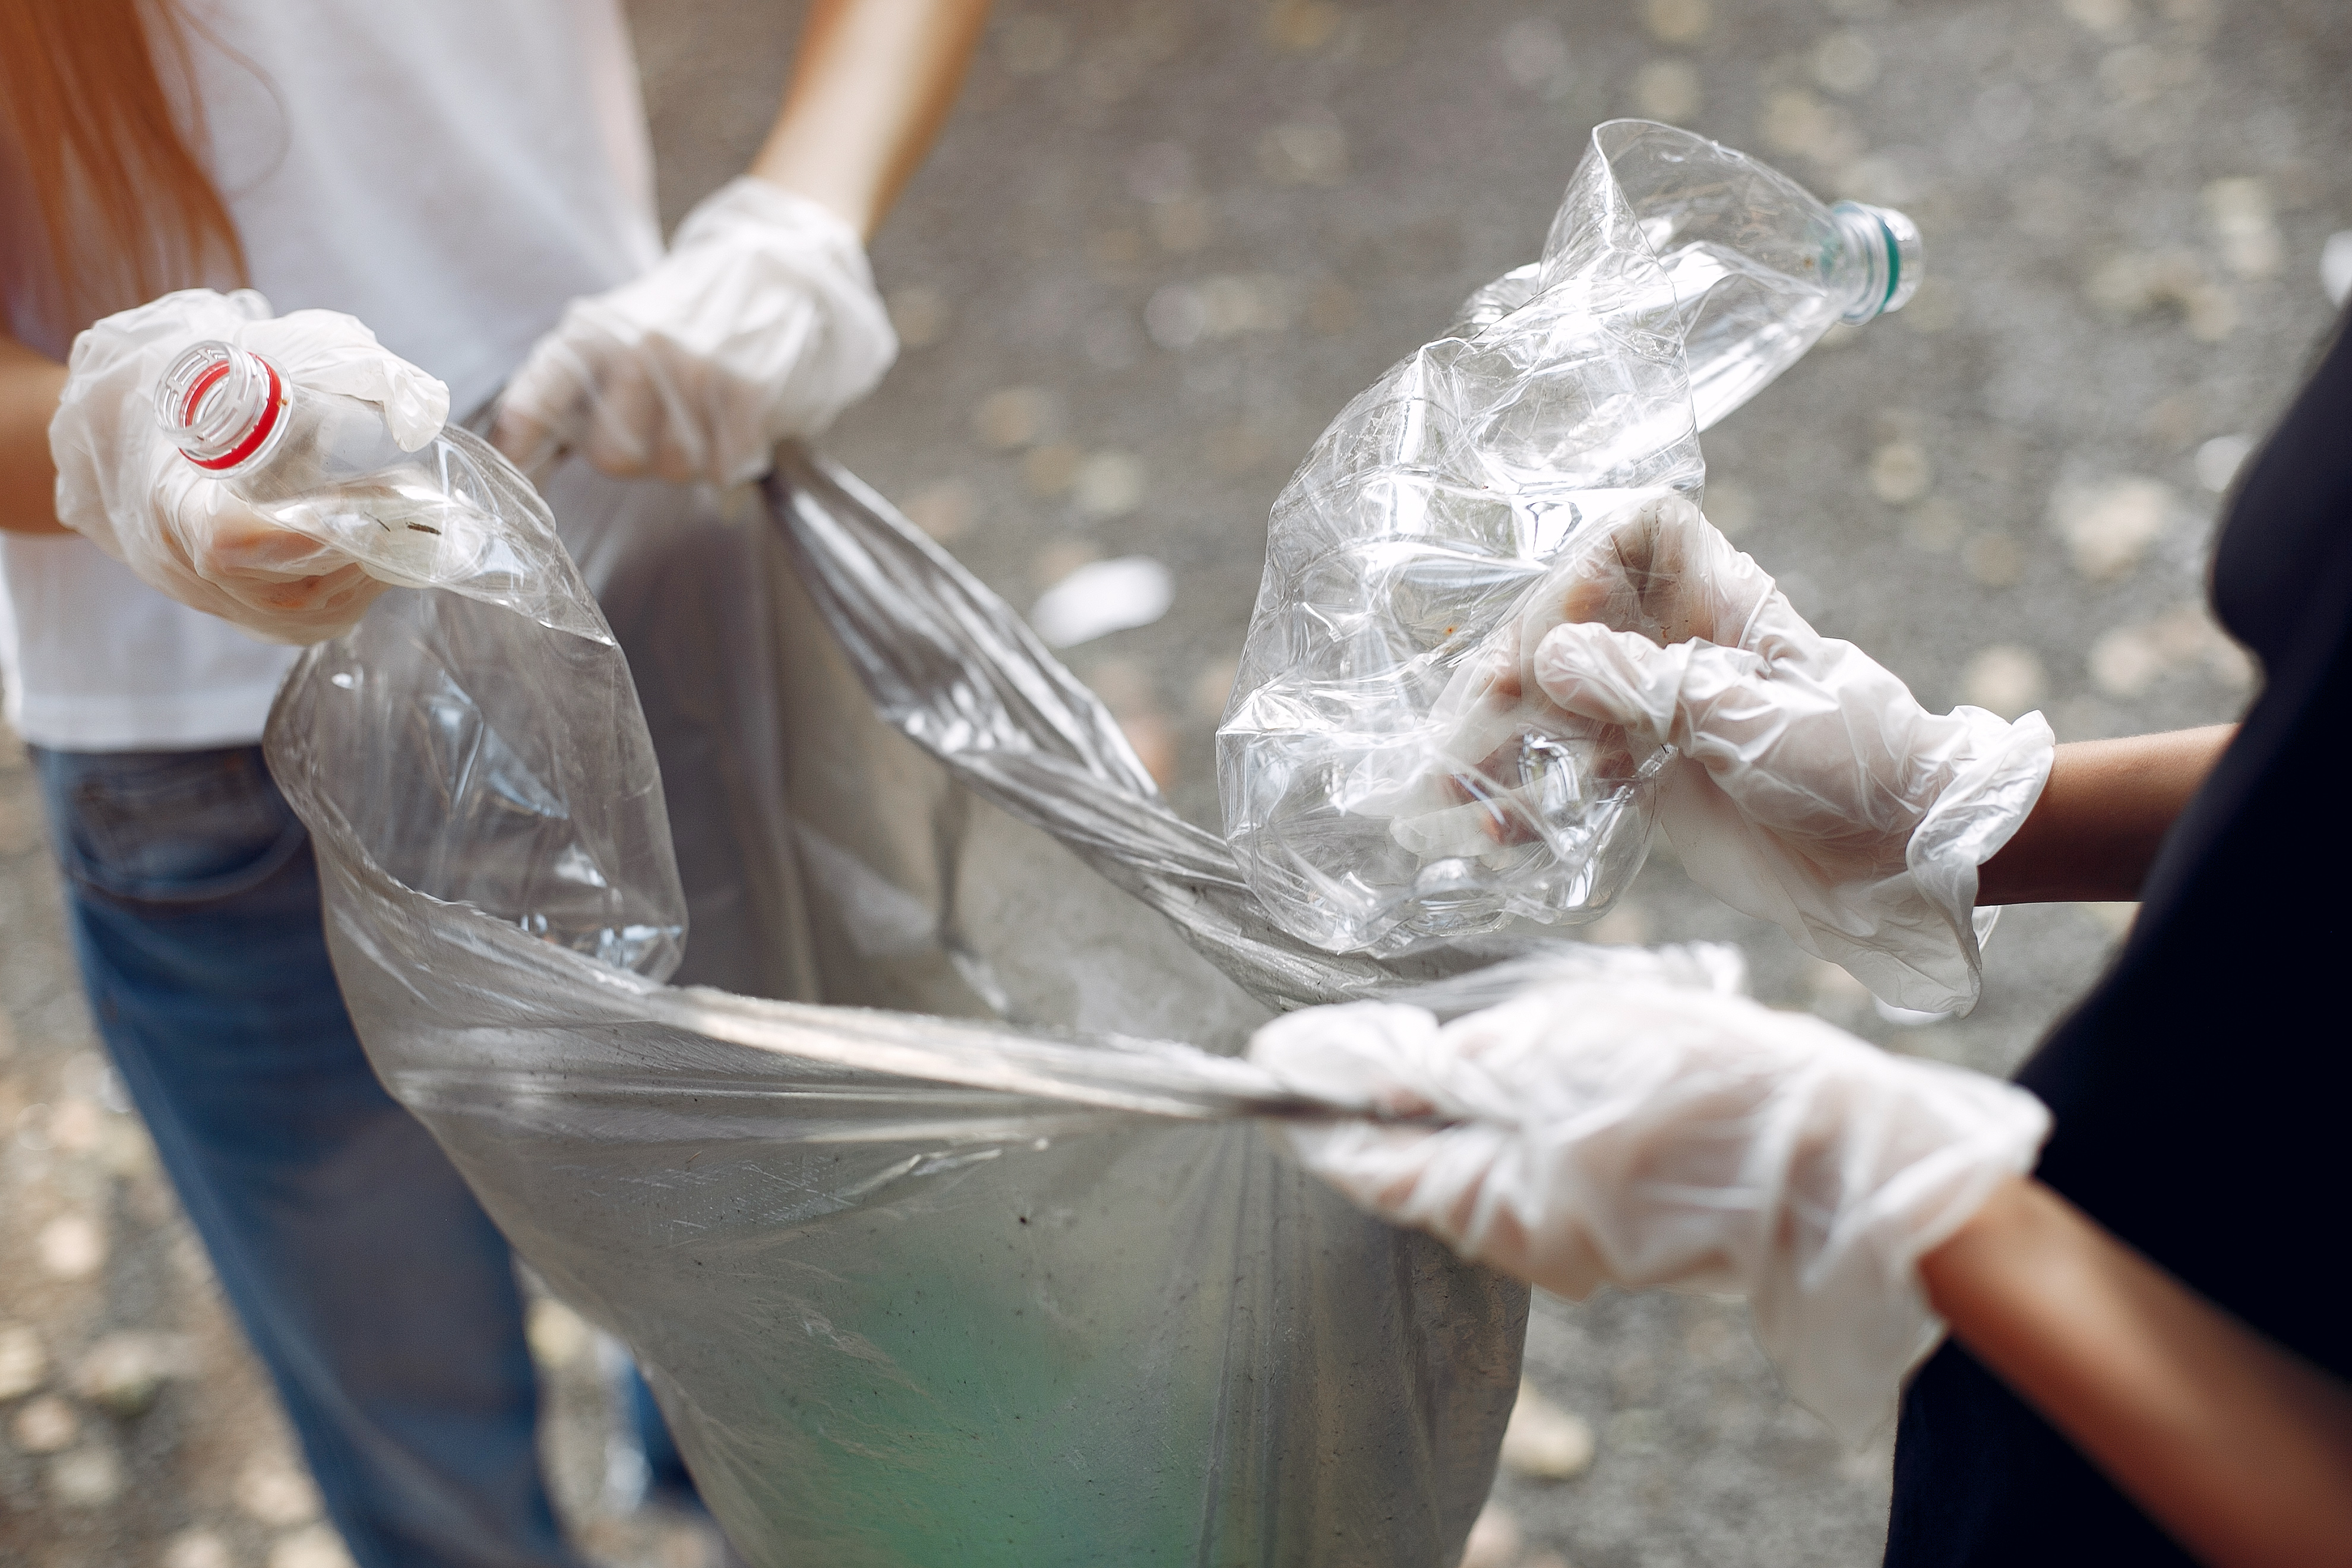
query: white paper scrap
[{"left": 1029, "top": 557, "right": 1174, "bottom": 648}]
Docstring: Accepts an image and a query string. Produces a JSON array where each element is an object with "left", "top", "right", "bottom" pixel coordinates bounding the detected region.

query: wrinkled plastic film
[
  {"left": 1220, "top": 121, "right": 1917, "bottom": 956},
  {"left": 768, "top": 445, "right": 1525, "bottom": 1011},
  {"left": 261, "top": 421, "right": 612, "bottom": 643},
  {"left": 268, "top": 520, "right": 680, "bottom": 976},
  {"left": 763, "top": 445, "right": 1750, "bottom": 1025}
]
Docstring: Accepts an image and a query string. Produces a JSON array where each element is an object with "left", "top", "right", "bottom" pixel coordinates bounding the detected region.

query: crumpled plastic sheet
[
  {"left": 767, "top": 446, "right": 1629, "bottom": 1015},
  {"left": 267, "top": 440, "right": 1740, "bottom": 1565},
  {"left": 258, "top": 419, "right": 615, "bottom": 645},
  {"left": 1218, "top": 121, "right": 1885, "bottom": 959}
]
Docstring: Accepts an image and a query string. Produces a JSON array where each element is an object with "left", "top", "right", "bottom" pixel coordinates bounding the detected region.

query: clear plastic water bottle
[
  {"left": 153, "top": 340, "right": 598, "bottom": 637},
  {"left": 1219, "top": 120, "right": 1921, "bottom": 956}
]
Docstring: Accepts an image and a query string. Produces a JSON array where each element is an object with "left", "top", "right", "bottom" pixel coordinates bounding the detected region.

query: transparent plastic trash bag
[
  {"left": 1219, "top": 120, "right": 1919, "bottom": 954},
  {"left": 264, "top": 432, "right": 1744, "bottom": 1564}
]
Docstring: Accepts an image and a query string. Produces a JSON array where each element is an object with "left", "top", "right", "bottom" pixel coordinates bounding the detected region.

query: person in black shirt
[
  {"left": 1253, "top": 314, "right": 2352, "bottom": 1565},
  {"left": 1878, "top": 308, "right": 2352, "bottom": 1564}
]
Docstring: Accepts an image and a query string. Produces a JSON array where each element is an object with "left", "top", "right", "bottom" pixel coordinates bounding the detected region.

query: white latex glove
[
  {"left": 1252, "top": 982, "right": 2050, "bottom": 1443},
  {"left": 1380, "top": 491, "right": 1700, "bottom": 865},
  {"left": 492, "top": 178, "right": 897, "bottom": 486},
  {"left": 50, "top": 289, "right": 451, "bottom": 645},
  {"left": 1434, "top": 489, "right": 2054, "bottom": 1014}
]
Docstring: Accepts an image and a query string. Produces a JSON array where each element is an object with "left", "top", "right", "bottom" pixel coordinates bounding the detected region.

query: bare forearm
[
  {"left": 1, "top": 334, "right": 69, "bottom": 535},
  {"left": 1921, "top": 1177, "right": 2352, "bottom": 1567},
  {"left": 1975, "top": 726, "right": 2234, "bottom": 904},
  {"left": 750, "top": 0, "right": 993, "bottom": 239}
]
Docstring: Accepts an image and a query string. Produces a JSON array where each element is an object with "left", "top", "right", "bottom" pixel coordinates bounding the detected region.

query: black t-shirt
[{"left": 1884, "top": 309, "right": 2352, "bottom": 1564}]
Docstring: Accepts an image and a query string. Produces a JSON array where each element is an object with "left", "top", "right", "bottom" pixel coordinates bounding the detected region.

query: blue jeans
[{"left": 33, "top": 744, "right": 586, "bottom": 1568}]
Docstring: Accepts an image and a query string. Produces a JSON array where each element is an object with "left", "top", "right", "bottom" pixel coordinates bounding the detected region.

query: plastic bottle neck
[
  {"left": 1829, "top": 201, "right": 1923, "bottom": 325},
  {"left": 154, "top": 342, "right": 291, "bottom": 473}
]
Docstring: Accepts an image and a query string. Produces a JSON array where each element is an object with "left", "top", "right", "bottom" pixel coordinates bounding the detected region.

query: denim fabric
[
  {"left": 624, "top": 1364, "right": 698, "bottom": 1507},
  {"left": 32, "top": 744, "right": 587, "bottom": 1568}
]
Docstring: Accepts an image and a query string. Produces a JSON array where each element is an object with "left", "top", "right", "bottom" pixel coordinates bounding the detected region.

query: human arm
[
  {"left": 1974, "top": 726, "right": 2234, "bottom": 904},
  {"left": 749, "top": 0, "right": 994, "bottom": 240},
  {"left": 1923, "top": 1175, "right": 2352, "bottom": 1568},
  {"left": 1, "top": 330, "right": 71, "bottom": 534},
  {"left": 1254, "top": 984, "right": 2352, "bottom": 1564},
  {"left": 491, "top": 0, "right": 991, "bottom": 484}
]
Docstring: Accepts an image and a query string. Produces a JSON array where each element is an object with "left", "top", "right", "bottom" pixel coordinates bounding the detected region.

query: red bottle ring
[{"left": 184, "top": 355, "right": 286, "bottom": 472}]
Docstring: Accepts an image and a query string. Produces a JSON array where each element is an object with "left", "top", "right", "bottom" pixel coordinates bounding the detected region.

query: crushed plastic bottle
[
  {"left": 1219, "top": 120, "right": 1920, "bottom": 956},
  {"left": 154, "top": 340, "right": 603, "bottom": 640}
]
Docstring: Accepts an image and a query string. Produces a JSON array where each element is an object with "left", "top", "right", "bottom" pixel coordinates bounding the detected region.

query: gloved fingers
[
  {"left": 1251, "top": 1000, "right": 1541, "bottom": 1269},
  {"left": 1534, "top": 621, "right": 1915, "bottom": 861},
  {"left": 1428, "top": 618, "right": 1617, "bottom": 777},
  {"left": 191, "top": 509, "right": 357, "bottom": 583},
  {"left": 1522, "top": 489, "right": 1775, "bottom": 647},
  {"left": 238, "top": 309, "right": 450, "bottom": 450},
  {"left": 50, "top": 287, "right": 422, "bottom": 645},
  {"left": 1407, "top": 611, "right": 1659, "bottom": 856},
  {"left": 1390, "top": 778, "right": 1552, "bottom": 859},
  {"left": 1279, "top": 1119, "right": 1454, "bottom": 1212},
  {"left": 492, "top": 315, "right": 603, "bottom": 477},
  {"left": 529, "top": 326, "right": 693, "bottom": 483},
  {"left": 485, "top": 404, "right": 567, "bottom": 486},
  {"left": 672, "top": 182, "right": 900, "bottom": 434},
  {"left": 1253, "top": 983, "right": 1804, "bottom": 1300},
  {"left": 1278, "top": 1115, "right": 1552, "bottom": 1268},
  {"left": 1542, "top": 619, "right": 1976, "bottom": 819},
  {"left": 51, "top": 290, "right": 279, "bottom": 568},
  {"left": 1427, "top": 624, "right": 1535, "bottom": 765},
  {"left": 578, "top": 353, "right": 673, "bottom": 480},
  {"left": 1413, "top": 491, "right": 1750, "bottom": 824},
  {"left": 192, "top": 548, "right": 388, "bottom": 643},
  {"left": 224, "top": 560, "right": 387, "bottom": 627},
  {"left": 156, "top": 468, "right": 387, "bottom": 641},
  {"left": 1528, "top": 619, "right": 1713, "bottom": 741},
  {"left": 1250, "top": 1001, "right": 1456, "bottom": 1118},
  {"left": 59, "top": 289, "right": 271, "bottom": 391},
  {"left": 1553, "top": 491, "right": 1711, "bottom": 633},
  {"left": 637, "top": 346, "right": 726, "bottom": 485},
  {"left": 1261, "top": 980, "right": 2046, "bottom": 1298},
  {"left": 586, "top": 318, "right": 807, "bottom": 486},
  {"left": 498, "top": 316, "right": 741, "bottom": 485},
  {"left": 489, "top": 178, "right": 894, "bottom": 489},
  {"left": 586, "top": 341, "right": 774, "bottom": 485},
  {"left": 1436, "top": 721, "right": 1652, "bottom": 847}
]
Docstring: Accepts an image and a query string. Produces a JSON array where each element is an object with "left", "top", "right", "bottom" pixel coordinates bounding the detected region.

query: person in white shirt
[{"left": 0, "top": 2, "right": 987, "bottom": 1562}]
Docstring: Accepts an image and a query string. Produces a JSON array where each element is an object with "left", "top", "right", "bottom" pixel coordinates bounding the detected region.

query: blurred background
[{"left": 5, "top": 0, "right": 2347, "bottom": 1564}]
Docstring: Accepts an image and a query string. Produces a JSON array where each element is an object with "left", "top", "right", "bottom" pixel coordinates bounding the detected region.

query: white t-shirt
[{"left": 0, "top": 0, "right": 662, "bottom": 750}]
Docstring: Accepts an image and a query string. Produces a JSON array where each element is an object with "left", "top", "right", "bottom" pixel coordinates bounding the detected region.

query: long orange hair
[{"left": 0, "top": 0, "right": 248, "bottom": 332}]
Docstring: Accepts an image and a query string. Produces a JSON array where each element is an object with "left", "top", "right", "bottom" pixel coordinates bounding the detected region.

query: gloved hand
[
  {"left": 1251, "top": 982, "right": 2050, "bottom": 1442},
  {"left": 51, "top": 289, "right": 451, "bottom": 644},
  {"left": 1384, "top": 489, "right": 1717, "bottom": 864},
  {"left": 1432, "top": 489, "right": 2053, "bottom": 1014},
  {"left": 491, "top": 177, "right": 898, "bottom": 486}
]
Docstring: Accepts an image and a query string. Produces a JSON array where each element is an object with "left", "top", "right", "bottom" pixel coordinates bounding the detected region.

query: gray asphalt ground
[{"left": 5, "top": 1, "right": 2350, "bottom": 1564}]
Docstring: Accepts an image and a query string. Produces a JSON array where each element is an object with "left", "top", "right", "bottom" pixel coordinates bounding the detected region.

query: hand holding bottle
[
  {"left": 1220, "top": 121, "right": 1926, "bottom": 954},
  {"left": 491, "top": 177, "right": 898, "bottom": 487},
  {"left": 1485, "top": 491, "right": 2055, "bottom": 1013},
  {"left": 50, "top": 289, "right": 450, "bottom": 644},
  {"left": 1389, "top": 489, "right": 1777, "bottom": 861}
]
